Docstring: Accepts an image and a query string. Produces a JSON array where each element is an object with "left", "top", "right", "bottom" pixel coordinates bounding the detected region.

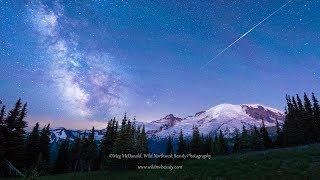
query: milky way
[
  {"left": 1, "top": 0, "right": 319, "bottom": 127},
  {"left": 27, "top": 1, "right": 131, "bottom": 119}
]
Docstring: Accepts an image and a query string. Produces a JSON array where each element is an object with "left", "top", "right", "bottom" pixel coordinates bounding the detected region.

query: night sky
[{"left": 0, "top": 0, "right": 319, "bottom": 128}]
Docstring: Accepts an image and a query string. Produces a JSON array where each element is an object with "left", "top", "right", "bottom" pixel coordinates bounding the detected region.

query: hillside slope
[{"left": 39, "top": 144, "right": 320, "bottom": 180}]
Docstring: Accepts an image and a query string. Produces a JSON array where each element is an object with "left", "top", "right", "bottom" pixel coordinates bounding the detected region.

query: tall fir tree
[
  {"left": 138, "top": 125, "right": 149, "bottom": 166},
  {"left": 240, "top": 125, "right": 250, "bottom": 151},
  {"left": 156, "top": 135, "right": 174, "bottom": 165},
  {"left": 5, "top": 99, "right": 27, "bottom": 169},
  {"left": 53, "top": 139, "right": 70, "bottom": 174},
  {"left": 190, "top": 126, "right": 201, "bottom": 154},
  {"left": 70, "top": 136, "right": 81, "bottom": 172},
  {"left": 217, "top": 130, "right": 228, "bottom": 155},
  {"left": 312, "top": 93, "right": 320, "bottom": 141},
  {"left": 177, "top": 129, "right": 186, "bottom": 155},
  {"left": 0, "top": 101, "right": 5, "bottom": 124},
  {"left": 251, "top": 125, "right": 264, "bottom": 150},
  {"left": 112, "top": 114, "right": 139, "bottom": 169},
  {"left": 113, "top": 114, "right": 128, "bottom": 155},
  {"left": 25, "top": 123, "right": 40, "bottom": 169},
  {"left": 0, "top": 100, "right": 6, "bottom": 176},
  {"left": 203, "top": 135, "right": 213, "bottom": 155},
  {"left": 274, "top": 120, "right": 284, "bottom": 147},
  {"left": 212, "top": 135, "right": 219, "bottom": 154},
  {"left": 260, "top": 120, "right": 272, "bottom": 149},
  {"left": 81, "top": 127, "right": 99, "bottom": 171},
  {"left": 38, "top": 124, "right": 51, "bottom": 175},
  {"left": 0, "top": 100, "right": 6, "bottom": 156},
  {"left": 283, "top": 95, "right": 301, "bottom": 146},
  {"left": 165, "top": 136, "right": 174, "bottom": 155},
  {"left": 100, "top": 118, "right": 117, "bottom": 168},
  {"left": 303, "top": 93, "right": 316, "bottom": 143},
  {"left": 139, "top": 125, "right": 149, "bottom": 154},
  {"left": 296, "top": 94, "right": 309, "bottom": 144},
  {"left": 232, "top": 129, "right": 241, "bottom": 153}
]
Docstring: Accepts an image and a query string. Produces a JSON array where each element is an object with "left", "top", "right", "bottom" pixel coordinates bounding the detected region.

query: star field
[{"left": 0, "top": 0, "right": 319, "bottom": 128}]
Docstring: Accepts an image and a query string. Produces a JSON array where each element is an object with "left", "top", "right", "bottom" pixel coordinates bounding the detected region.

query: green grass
[{"left": 38, "top": 144, "right": 320, "bottom": 180}]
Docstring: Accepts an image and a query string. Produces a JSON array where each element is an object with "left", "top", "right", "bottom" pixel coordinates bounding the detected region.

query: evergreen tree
[
  {"left": 0, "top": 102, "right": 5, "bottom": 124},
  {"left": 165, "top": 136, "right": 174, "bottom": 155},
  {"left": 203, "top": 135, "right": 213, "bottom": 155},
  {"left": 303, "top": 93, "right": 316, "bottom": 143},
  {"left": 0, "top": 101, "right": 6, "bottom": 176},
  {"left": 212, "top": 135, "right": 219, "bottom": 154},
  {"left": 240, "top": 125, "right": 250, "bottom": 151},
  {"left": 53, "top": 139, "right": 70, "bottom": 174},
  {"left": 156, "top": 136, "right": 174, "bottom": 165},
  {"left": 112, "top": 115, "right": 128, "bottom": 169},
  {"left": 125, "top": 120, "right": 137, "bottom": 169},
  {"left": 260, "top": 120, "right": 272, "bottom": 149},
  {"left": 232, "top": 129, "right": 241, "bottom": 153},
  {"left": 296, "top": 94, "right": 309, "bottom": 144},
  {"left": 312, "top": 93, "right": 320, "bottom": 141},
  {"left": 113, "top": 114, "right": 128, "bottom": 155},
  {"left": 132, "top": 121, "right": 140, "bottom": 154},
  {"left": 100, "top": 119, "right": 117, "bottom": 168},
  {"left": 139, "top": 125, "right": 148, "bottom": 154},
  {"left": 0, "top": 125, "right": 5, "bottom": 158},
  {"left": 217, "top": 130, "right": 228, "bottom": 155},
  {"left": 125, "top": 120, "right": 135, "bottom": 154},
  {"left": 38, "top": 124, "right": 51, "bottom": 174},
  {"left": 5, "top": 99, "right": 27, "bottom": 169},
  {"left": 112, "top": 114, "right": 138, "bottom": 169},
  {"left": 200, "top": 134, "right": 206, "bottom": 154},
  {"left": 190, "top": 126, "right": 201, "bottom": 154},
  {"left": 283, "top": 96, "right": 297, "bottom": 146},
  {"left": 177, "top": 129, "right": 186, "bottom": 155},
  {"left": 251, "top": 125, "right": 264, "bottom": 150},
  {"left": 85, "top": 127, "right": 99, "bottom": 171},
  {"left": 185, "top": 140, "right": 190, "bottom": 154},
  {"left": 0, "top": 100, "right": 6, "bottom": 156},
  {"left": 70, "top": 136, "right": 81, "bottom": 172},
  {"left": 138, "top": 125, "right": 149, "bottom": 166},
  {"left": 274, "top": 120, "right": 284, "bottom": 147},
  {"left": 25, "top": 123, "right": 40, "bottom": 169}
]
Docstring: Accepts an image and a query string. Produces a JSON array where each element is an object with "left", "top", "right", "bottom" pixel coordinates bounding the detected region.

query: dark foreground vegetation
[
  {"left": 37, "top": 144, "right": 320, "bottom": 180},
  {"left": 1, "top": 92, "right": 320, "bottom": 178}
]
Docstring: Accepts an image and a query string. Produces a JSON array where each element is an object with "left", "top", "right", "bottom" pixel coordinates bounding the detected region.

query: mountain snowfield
[
  {"left": 49, "top": 103, "right": 285, "bottom": 143},
  {"left": 50, "top": 128, "right": 105, "bottom": 143},
  {"left": 145, "top": 104, "right": 284, "bottom": 138}
]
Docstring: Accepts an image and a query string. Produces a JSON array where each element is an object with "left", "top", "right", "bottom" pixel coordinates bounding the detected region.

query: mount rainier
[{"left": 49, "top": 103, "right": 284, "bottom": 143}]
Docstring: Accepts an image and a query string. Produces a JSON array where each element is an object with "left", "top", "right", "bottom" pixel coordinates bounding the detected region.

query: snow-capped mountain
[
  {"left": 144, "top": 114, "right": 182, "bottom": 135},
  {"left": 145, "top": 104, "right": 284, "bottom": 138},
  {"left": 48, "top": 103, "right": 285, "bottom": 142},
  {"left": 50, "top": 127, "right": 105, "bottom": 143}
]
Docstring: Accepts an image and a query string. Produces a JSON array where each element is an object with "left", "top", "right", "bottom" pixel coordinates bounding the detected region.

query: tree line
[
  {"left": 283, "top": 93, "right": 320, "bottom": 146},
  {"left": 163, "top": 121, "right": 274, "bottom": 159},
  {"left": 0, "top": 99, "right": 50, "bottom": 177},
  {"left": 53, "top": 114, "right": 149, "bottom": 173}
]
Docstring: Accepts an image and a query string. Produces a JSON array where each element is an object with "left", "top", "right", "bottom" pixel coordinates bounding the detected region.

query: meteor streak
[{"left": 201, "top": 0, "right": 292, "bottom": 69}]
